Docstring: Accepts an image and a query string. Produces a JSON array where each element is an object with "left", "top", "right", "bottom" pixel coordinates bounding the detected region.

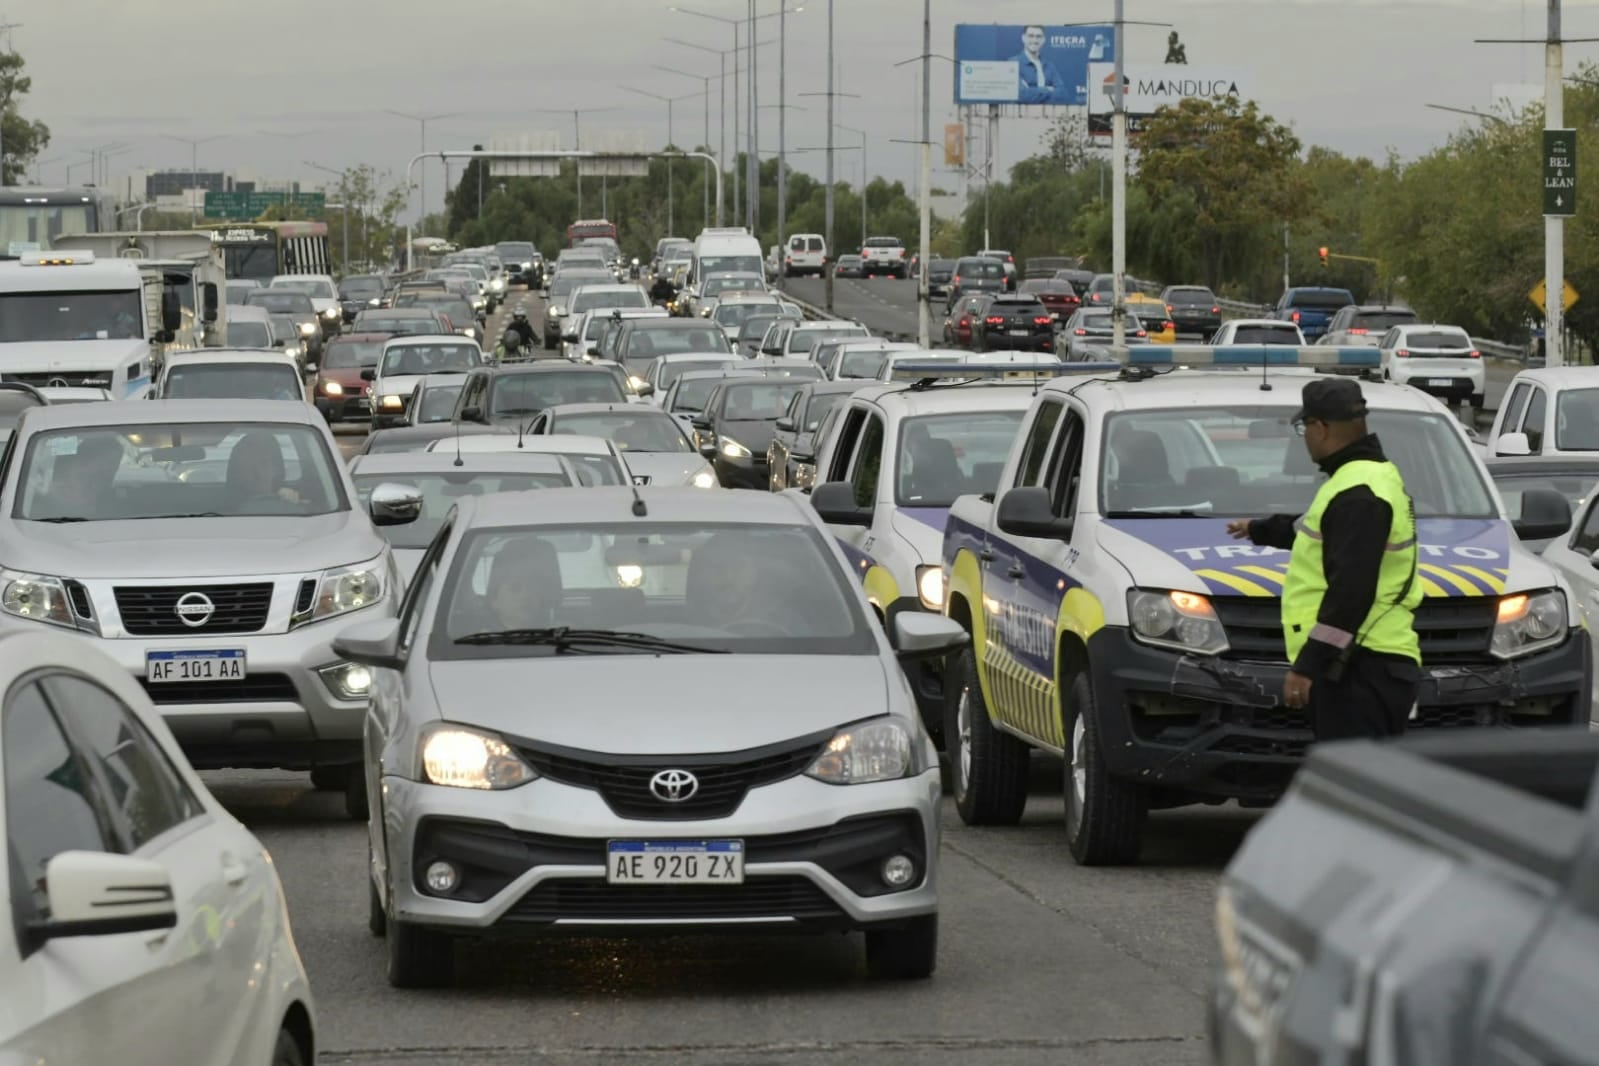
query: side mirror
[
  {"left": 360, "top": 368, "right": 376, "bottom": 381},
  {"left": 1494, "top": 431, "right": 1533, "bottom": 457},
  {"left": 892, "top": 612, "right": 968, "bottom": 659},
  {"left": 153, "top": 329, "right": 175, "bottom": 345},
  {"left": 698, "top": 438, "right": 718, "bottom": 459},
  {"left": 160, "top": 289, "right": 182, "bottom": 332},
  {"left": 304, "top": 363, "right": 318, "bottom": 374},
  {"left": 775, "top": 415, "right": 796, "bottom": 432},
  {"left": 811, "top": 481, "right": 873, "bottom": 526},
  {"left": 202, "top": 282, "right": 219, "bottom": 323},
  {"left": 25, "top": 851, "right": 177, "bottom": 946},
  {"left": 460, "top": 405, "right": 486, "bottom": 424},
  {"left": 331, "top": 617, "right": 406, "bottom": 672},
  {"left": 762, "top": 345, "right": 783, "bottom": 356},
  {"left": 1513, "top": 486, "right": 1573, "bottom": 541},
  {"left": 562, "top": 331, "right": 579, "bottom": 343},
  {"left": 369, "top": 482, "right": 423, "bottom": 526},
  {"left": 996, "top": 486, "right": 1073, "bottom": 539},
  {"left": 635, "top": 381, "right": 655, "bottom": 397}
]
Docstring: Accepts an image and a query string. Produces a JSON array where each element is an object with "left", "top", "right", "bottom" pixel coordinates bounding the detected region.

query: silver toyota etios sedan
[{"left": 333, "top": 485, "right": 967, "bottom": 987}]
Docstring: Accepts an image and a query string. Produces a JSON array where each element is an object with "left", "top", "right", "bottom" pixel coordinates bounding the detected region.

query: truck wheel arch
[
  {"left": 947, "top": 592, "right": 973, "bottom": 635},
  {"left": 1056, "top": 632, "right": 1090, "bottom": 737}
]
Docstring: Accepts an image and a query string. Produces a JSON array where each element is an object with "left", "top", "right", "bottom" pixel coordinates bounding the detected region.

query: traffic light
[{"left": 1318, "top": 246, "right": 1329, "bottom": 268}]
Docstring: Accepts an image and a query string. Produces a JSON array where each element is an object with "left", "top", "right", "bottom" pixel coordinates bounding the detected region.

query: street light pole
[
  {"left": 1546, "top": 0, "right": 1566, "bottom": 367},
  {"left": 917, "top": 0, "right": 932, "bottom": 348},
  {"left": 622, "top": 86, "right": 704, "bottom": 237},
  {"left": 839, "top": 126, "right": 869, "bottom": 248},
  {"left": 825, "top": 0, "right": 834, "bottom": 311},
  {"left": 384, "top": 110, "right": 459, "bottom": 236},
  {"left": 530, "top": 107, "right": 622, "bottom": 220},
  {"left": 306, "top": 160, "right": 350, "bottom": 274},
  {"left": 667, "top": 37, "right": 773, "bottom": 228},
  {"left": 778, "top": 0, "right": 788, "bottom": 264},
  {"left": 1111, "top": 0, "right": 1128, "bottom": 348},
  {"left": 162, "top": 134, "right": 224, "bottom": 226},
  {"left": 748, "top": 0, "right": 759, "bottom": 234},
  {"left": 654, "top": 65, "right": 720, "bottom": 230}
]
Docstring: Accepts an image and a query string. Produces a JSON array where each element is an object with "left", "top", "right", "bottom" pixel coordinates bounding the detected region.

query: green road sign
[
  {"left": 1544, "top": 128, "right": 1577, "bottom": 217},
  {"left": 204, "top": 191, "right": 327, "bottom": 220}
]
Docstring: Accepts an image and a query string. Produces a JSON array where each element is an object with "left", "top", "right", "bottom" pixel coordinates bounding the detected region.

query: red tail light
[
  {"left": 952, "top": 274, "right": 961, "bottom": 285},
  {"left": 1395, "top": 349, "right": 1410, "bottom": 358},
  {"left": 1210, "top": 306, "right": 1219, "bottom": 314},
  {"left": 899, "top": 248, "right": 907, "bottom": 257},
  {"left": 1033, "top": 316, "right": 1052, "bottom": 325},
  {"left": 1135, "top": 330, "right": 1147, "bottom": 337},
  {"left": 959, "top": 316, "right": 970, "bottom": 326},
  {"left": 1347, "top": 327, "right": 1367, "bottom": 335},
  {"left": 1074, "top": 328, "right": 1087, "bottom": 336},
  {"left": 1469, "top": 349, "right": 1481, "bottom": 359},
  {"left": 1291, "top": 311, "right": 1301, "bottom": 322},
  {"left": 1165, "top": 304, "right": 1174, "bottom": 315},
  {"left": 1163, "top": 321, "right": 1175, "bottom": 331},
  {"left": 985, "top": 315, "right": 1005, "bottom": 326}
]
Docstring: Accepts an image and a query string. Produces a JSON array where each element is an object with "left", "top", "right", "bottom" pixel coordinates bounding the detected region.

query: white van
[
  {"left": 785, "top": 233, "right": 827, "bottom": 277},
  {"left": 691, "top": 228, "right": 764, "bottom": 290}
]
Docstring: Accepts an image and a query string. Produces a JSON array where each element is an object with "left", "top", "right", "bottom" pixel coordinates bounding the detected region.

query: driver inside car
[
  {"left": 686, "top": 533, "right": 807, "bottom": 635},
  {"left": 456, "top": 538, "right": 565, "bottom": 634},
  {"left": 227, "top": 431, "right": 304, "bottom": 509}
]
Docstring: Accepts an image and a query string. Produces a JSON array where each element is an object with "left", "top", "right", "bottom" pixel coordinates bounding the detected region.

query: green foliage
[{"left": 0, "top": 50, "right": 48, "bottom": 185}]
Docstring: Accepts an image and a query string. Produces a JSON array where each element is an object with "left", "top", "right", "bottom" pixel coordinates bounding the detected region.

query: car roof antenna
[
  {"left": 452, "top": 415, "right": 464, "bottom": 467},
  {"left": 517, "top": 418, "right": 529, "bottom": 448},
  {"left": 1259, "top": 350, "right": 1272, "bottom": 392},
  {"left": 610, "top": 440, "right": 647, "bottom": 516}
]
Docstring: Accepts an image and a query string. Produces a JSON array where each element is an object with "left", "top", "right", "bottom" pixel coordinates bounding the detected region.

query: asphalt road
[{"left": 205, "top": 758, "right": 1236, "bottom": 1066}]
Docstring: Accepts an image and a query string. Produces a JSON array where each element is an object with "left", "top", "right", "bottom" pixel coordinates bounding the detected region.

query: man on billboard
[{"left": 1011, "top": 25, "right": 1066, "bottom": 104}]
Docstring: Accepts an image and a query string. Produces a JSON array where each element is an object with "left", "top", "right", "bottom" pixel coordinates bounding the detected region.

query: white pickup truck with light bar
[
  {"left": 0, "top": 251, "right": 182, "bottom": 398},
  {"left": 939, "top": 344, "right": 1591, "bottom": 866}
]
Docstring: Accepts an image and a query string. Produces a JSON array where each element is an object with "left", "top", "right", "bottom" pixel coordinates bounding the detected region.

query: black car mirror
[
  {"left": 1514, "top": 486, "right": 1572, "bottom": 542},
  {"left": 775, "top": 415, "right": 796, "bottom": 432},
  {"left": 996, "top": 486, "right": 1073, "bottom": 539},
  {"left": 360, "top": 368, "right": 376, "bottom": 381},
  {"left": 460, "top": 405, "right": 486, "bottom": 424},
  {"left": 810, "top": 481, "right": 873, "bottom": 526},
  {"left": 201, "top": 282, "right": 219, "bottom": 323},
  {"left": 160, "top": 289, "right": 182, "bottom": 332}
]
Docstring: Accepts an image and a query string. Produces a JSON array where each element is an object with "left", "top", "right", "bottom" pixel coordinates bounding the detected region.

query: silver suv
[{"left": 0, "top": 399, "right": 419, "bottom": 817}]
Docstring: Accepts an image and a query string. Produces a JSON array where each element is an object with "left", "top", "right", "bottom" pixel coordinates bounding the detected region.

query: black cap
[{"left": 1293, "top": 377, "right": 1368, "bottom": 423}]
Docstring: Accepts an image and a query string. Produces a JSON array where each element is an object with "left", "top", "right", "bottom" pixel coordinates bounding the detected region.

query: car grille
[
  {"left": 3, "top": 370, "right": 112, "bottom": 389},
  {"left": 137, "top": 672, "right": 298, "bottom": 705},
  {"left": 114, "top": 583, "right": 274, "bottom": 635},
  {"left": 505, "top": 875, "right": 841, "bottom": 923},
  {"left": 1211, "top": 597, "right": 1496, "bottom": 663},
  {"left": 513, "top": 732, "right": 830, "bottom": 821}
]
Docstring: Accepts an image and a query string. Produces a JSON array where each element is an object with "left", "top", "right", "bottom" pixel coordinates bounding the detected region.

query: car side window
[
  {"left": 1045, "top": 409, "right": 1086, "bottom": 519},
  {"left": 1572, "top": 496, "right": 1599, "bottom": 554},
  {"left": 1523, "top": 387, "right": 1548, "bottom": 451},
  {"left": 5, "top": 680, "right": 120, "bottom": 938},
  {"left": 400, "top": 521, "right": 451, "bottom": 651},
  {"left": 45, "top": 675, "right": 199, "bottom": 848},
  {"left": 1501, "top": 383, "right": 1530, "bottom": 433},
  {"left": 849, "top": 414, "right": 886, "bottom": 507},
  {"left": 826, "top": 405, "right": 869, "bottom": 483},
  {"left": 1015, "top": 399, "right": 1065, "bottom": 488}
]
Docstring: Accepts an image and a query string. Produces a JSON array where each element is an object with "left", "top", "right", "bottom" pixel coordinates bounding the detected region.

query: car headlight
[
  {"left": 1126, "top": 589, "right": 1228, "bottom": 655},
  {"left": 463, "top": 327, "right": 477, "bottom": 339},
  {"left": 691, "top": 468, "right": 718, "bottom": 489},
  {"left": 916, "top": 565, "right": 945, "bottom": 611},
  {"left": 316, "top": 661, "right": 371, "bottom": 700},
  {"left": 379, "top": 394, "right": 404, "bottom": 410},
  {"left": 420, "top": 725, "right": 537, "bottom": 790},
  {"left": 0, "top": 568, "right": 75, "bottom": 628},
  {"left": 293, "top": 561, "right": 385, "bottom": 626},
  {"left": 548, "top": 306, "right": 565, "bottom": 318},
  {"left": 1492, "top": 589, "right": 1567, "bottom": 659},
  {"left": 322, "top": 380, "right": 344, "bottom": 396},
  {"left": 805, "top": 718, "right": 919, "bottom": 784},
  {"left": 627, "top": 374, "right": 648, "bottom": 391},
  {"left": 321, "top": 307, "right": 340, "bottom": 319},
  {"left": 299, "top": 322, "right": 316, "bottom": 336},
  {"left": 368, "top": 297, "right": 381, "bottom": 306},
  {"left": 491, "top": 278, "right": 505, "bottom": 292},
  {"left": 719, "top": 436, "right": 751, "bottom": 459}
]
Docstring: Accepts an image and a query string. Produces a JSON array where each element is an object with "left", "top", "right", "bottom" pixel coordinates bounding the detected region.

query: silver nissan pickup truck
[{"left": 1211, "top": 728, "right": 1599, "bottom": 1065}]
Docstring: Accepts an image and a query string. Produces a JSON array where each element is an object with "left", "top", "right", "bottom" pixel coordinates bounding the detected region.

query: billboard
[
  {"left": 954, "top": 24, "right": 1116, "bottom": 107},
  {"left": 1086, "top": 64, "right": 1249, "bottom": 134},
  {"left": 487, "top": 132, "right": 562, "bottom": 178}
]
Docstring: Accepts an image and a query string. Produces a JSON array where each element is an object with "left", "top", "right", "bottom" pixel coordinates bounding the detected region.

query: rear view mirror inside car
[
  {"left": 144, "top": 445, "right": 207, "bottom": 463},
  {"left": 1248, "top": 419, "right": 1292, "bottom": 439}
]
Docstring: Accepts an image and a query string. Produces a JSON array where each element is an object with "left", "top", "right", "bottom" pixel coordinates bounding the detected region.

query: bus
[
  {"left": 0, "top": 186, "right": 116, "bottom": 252},
  {"left": 203, "top": 220, "right": 331, "bottom": 282},
  {"left": 567, "top": 218, "right": 617, "bottom": 247}
]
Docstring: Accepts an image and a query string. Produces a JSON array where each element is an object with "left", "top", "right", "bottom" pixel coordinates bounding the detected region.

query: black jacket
[
  {"left": 507, "top": 319, "right": 536, "bottom": 347},
  {"left": 1246, "top": 434, "right": 1407, "bottom": 680}
]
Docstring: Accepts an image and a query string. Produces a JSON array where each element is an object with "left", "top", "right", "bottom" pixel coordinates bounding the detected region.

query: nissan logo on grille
[
  {"left": 648, "top": 769, "right": 699, "bottom": 803},
  {"left": 174, "top": 592, "right": 215, "bottom": 628}
]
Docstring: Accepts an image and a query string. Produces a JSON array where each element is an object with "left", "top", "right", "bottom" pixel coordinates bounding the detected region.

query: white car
[
  {"left": 269, "top": 274, "right": 342, "bottom": 333},
  {"left": 784, "top": 233, "right": 828, "bottom": 277},
  {"left": 1486, "top": 366, "right": 1599, "bottom": 458},
  {"left": 1378, "top": 323, "right": 1485, "bottom": 410},
  {"left": 0, "top": 628, "right": 316, "bottom": 1065},
  {"left": 370, "top": 334, "right": 485, "bottom": 429},
  {"left": 156, "top": 349, "right": 306, "bottom": 401},
  {"left": 424, "top": 432, "right": 633, "bottom": 485},
  {"left": 1209, "top": 319, "right": 1306, "bottom": 346}
]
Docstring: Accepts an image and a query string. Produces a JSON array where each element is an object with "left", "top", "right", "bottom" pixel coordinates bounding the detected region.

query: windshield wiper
[
  {"left": 131, "top": 512, "right": 228, "bottom": 519},
  {"left": 453, "top": 626, "right": 726, "bottom": 654},
  {"left": 494, "top": 407, "right": 543, "bottom": 417},
  {"left": 32, "top": 515, "right": 91, "bottom": 523},
  {"left": 1102, "top": 508, "right": 1212, "bottom": 519}
]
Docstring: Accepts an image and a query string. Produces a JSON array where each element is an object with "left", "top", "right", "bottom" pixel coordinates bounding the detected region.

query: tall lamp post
[
  {"left": 161, "top": 134, "right": 225, "bottom": 225},
  {"left": 305, "top": 160, "right": 351, "bottom": 273},
  {"left": 529, "top": 106, "right": 621, "bottom": 219},
  {"left": 383, "top": 110, "right": 459, "bottom": 236},
  {"left": 666, "top": 36, "right": 771, "bottom": 227},
  {"left": 837, "top": 125, "right": 870, "bottom": 249},
  {"left": 621, "top": 85, "right": 706, "bottom": 236},
  {"left": 654, "top": 62, "right": 735, "bottom": 231}
]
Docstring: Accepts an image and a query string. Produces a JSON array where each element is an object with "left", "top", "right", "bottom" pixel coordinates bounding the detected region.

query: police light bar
[
  {"left": 888, "top": 359, "right": 1118, "bottom": 382},
  {"left": 19, "top": 252, "right": 94, "bottom": 266},
  {"left": 1124, "top": 345, "right": 1381, "bottom": 369}
]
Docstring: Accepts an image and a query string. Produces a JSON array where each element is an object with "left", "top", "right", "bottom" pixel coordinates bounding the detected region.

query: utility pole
[
  {"left": 1282, "top": 223, "right": 1290, "bottom": 295},
  {"left": 748, "top": 0, "right": 759, "bottom": 234},
  {"left": 475, "top": 144, "right": 484, "bottom": 216},
  {"left": 1110, "top": 0, "right": 1128, "bottom": 348},
  {"left": 917, "top": 0, "right": 932, "bottom": 348},
  {"left": 778, "top": 0, "right": 788, "bottom": 267},
  {"left": 384, "top": 110, "right": 458, "bottom": 236},
  {"left": 824, "top": 0, "right": 835, "bottom": 311}
]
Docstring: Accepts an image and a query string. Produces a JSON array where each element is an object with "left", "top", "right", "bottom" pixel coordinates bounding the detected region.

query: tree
[
  {"left": 1039, "top": 111, "right": 1095, "bottom": 172},
  {"left": 1164, "top": 32, "right": 1188, "bottom": 64},
  {"left": 1136, "top": 96, "right": 1312, "bottom": 289},
  {"left": 0, "top": 50, "right": 49, "bottom": 185}
]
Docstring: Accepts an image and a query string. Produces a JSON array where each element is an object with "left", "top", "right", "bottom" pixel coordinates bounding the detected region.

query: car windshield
[
  {"left": 434, "top": 522, "right": 874, "bottom": 657},
  {"left": 838, "top": 349, "right": 895, "bottom": 379},
  {"left": 698, "top": 255, "right": 763, "bottom": 276},
  {"left": 0, "top": 290, "right": 145, "bottom": 342},
  {"left": 550, "top": 274, "right": 609, "bottom": 300},
  {"left": 670, "top": 376, "right": 735, "bottom": 413},
  {"left": 1166, "top": 287, "right": 1215, "bottom": 304},
  {"left": 354, "top": 470, "right": 570, "bottom": 548},
  {"left": 381, "top": 344, "right": 479, "bottom": 377},
  {"left": 803, "top": 391, "right": 848, "bottom": 431},
  {"left": 323, "top": 341, "right": 383, "bottom": 368},
  {"left": 341, "top": 278, "right": 384, "bottom": 299},
  {"left": 271, "top": 278, "right": 335, "bottom": 299},
  {"left": 269, "top": 314, "right": 303, "bottom": 339},
  {"left": 705, "top": 276, "right": 763, "bottom": 296},
  {"left": 958, "top": 260, "right": 1005, "bottom": 279},
  {"left": 896, "top": 411, "right": 1025, "bottom": 507},
  {"left": 713, "top": 301, "right": 780, "bottom": 327},
  {"left": 1230, "top": 324, "right": 1301, "bottom": 344},
  {"left": 492, "top": 372, "right": 625, "bottom": 417},
  {"left": 496, "top": 242, "right": 536, "bottom": 259},
  {"left": 1290, "top": 290, "right": 1355, "bottom": 310},
  {"left": 657, "top": 359, "right": 737, "bottom": 389},
  {"left": 718, "top": 381, "right": 807, "bottom": 420},
  {"left": 248, "top": 291, "right": 314, "bottom": 313},
  {"left": 227, "top": 320, "right": 271, "bottom": 348},
  {"left": 789, "top": 328, "right": 866, "bottom": 353},
  {"left": 17, "top": 423, "right": 346, "bottom": 521},
  {"left": 1491, "top": 469, "right": 1598, "bottom": 517},
  {"left": 1556, "top": 388, "right": 1599, "bottom": 450},
  {"left": 621, "top": 325, "right": 731, "bottom": 361},
  {"left": 1402, "top": 330, "right": 1472, "bottom": 349},
  {"left": 570, "top": 288, "right": 648, "bottom": 313},
  {"left": 1352, "top": 310, "right": 1416, "bottom": 331},
  {"left": 415, "top": 382, "right": 465, "bottom": 423},
  {"left": 554, "top": 412, "right": 691, "bottom": 452},
  {"left": 1099, "top": 407, "right": 1497, "bottom": 518},
  {"left": 164, "top": 363, "right": 303, "bottom": 401}
]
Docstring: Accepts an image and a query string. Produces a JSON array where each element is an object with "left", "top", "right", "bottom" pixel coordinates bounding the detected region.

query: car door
[
  {"left": 835, "top": 407, "right": 887, "bottom": 567},
  {"left": 982, "top": 398, "right": 1065, "bottom": 674},
  {"left": 1492, "top": 381, "right": 1532, "bottom": 448},
  {"left": 770, "top": 388, "right": 804, "bottom": 486},
  {"left": 1521, "top": 384, "right": 1550, "bottom": 453},
  {"left": 3, "top": 678, "right": 197, "bottom": 1066}
]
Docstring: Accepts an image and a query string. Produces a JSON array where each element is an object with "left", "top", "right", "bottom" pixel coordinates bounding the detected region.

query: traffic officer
[{"left": 1226, "top": 377, "right": 1424, "bottom": 740}]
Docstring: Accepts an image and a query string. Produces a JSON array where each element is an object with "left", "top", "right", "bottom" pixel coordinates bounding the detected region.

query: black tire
[
  {"left": 272, "top": 1028, "right": 305, "bottom": 1066},
  {"left": 368, "top": 862, "right": 387, "bottom": 937},
  {"left": 865, "top": 914, "right": 938, "bottom": 979},
  {"left": 945, "top": 646, "right": 1029, "bottom": 826},
  {"left": 309, "top": 766, "right": 343, "bottom": 791},
  {"left": 344, "top": 765, "right": 370, "bottom": 821},
  {"left": 1471, "top": 392, "right": 1486, "bottom": 412},
  {"left": 1063, "top": 673, "right": 1148, "bottom": 865},
  {"left": 387, "top": 918, "right": 455, "bottom": 988}
]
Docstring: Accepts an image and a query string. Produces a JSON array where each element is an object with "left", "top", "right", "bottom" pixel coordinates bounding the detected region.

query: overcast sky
[{"left": 20, "top": 0, "right": 1599, "bottom": 217}]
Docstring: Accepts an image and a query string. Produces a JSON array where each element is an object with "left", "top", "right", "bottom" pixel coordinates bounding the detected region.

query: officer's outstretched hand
[{"left": 1225, "top": 519, "right": 1253, "bottom": 541}]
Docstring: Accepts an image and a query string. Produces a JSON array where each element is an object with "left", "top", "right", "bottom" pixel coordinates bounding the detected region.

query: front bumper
[
  {"left": 713, "top": 452, "right": 768, "bottom": 489},
  {"left": 381, "top": 768, "right": 941, "bottom": 935},
  {"left": 1086, "top": 625, "right": 1591, "bottom": 802},
  {"left": 314, "top": 389, "right": 372, "bottom": 421},
  {"left": 1169, "top": 314, "right": 1221, "bottom": 336}
]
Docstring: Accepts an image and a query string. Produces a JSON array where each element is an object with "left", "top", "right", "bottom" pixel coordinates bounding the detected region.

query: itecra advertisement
[
  {"left": 954, "top": 24, "right": 1116, "bottom": 107},
  {"left": 1086, "top": 64, "right": 1249, "bottom": 133}
]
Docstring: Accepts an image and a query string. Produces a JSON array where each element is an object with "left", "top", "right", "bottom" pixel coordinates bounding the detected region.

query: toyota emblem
[
  {"left": 648, "top": 769, "right": 699, "bottom": 803},
  {"left": 174, "top": 592, "right": 216, "bottom": 628}
]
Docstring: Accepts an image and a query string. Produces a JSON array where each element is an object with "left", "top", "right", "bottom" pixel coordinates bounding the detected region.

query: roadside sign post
[{"left": 1544, "top": 0, "right": 1569, "bottom": 367}]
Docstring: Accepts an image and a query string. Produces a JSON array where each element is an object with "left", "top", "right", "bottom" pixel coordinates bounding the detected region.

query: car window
[
  {"left": 323, "top": 341, "right": 384, "bottom": 369},
  {"left": 1501, "top": 383, "right": 1531, "bottom": 432},
  {"left": 1402, "top": 329, "right": 1472, "bottom": 349},
  {"left": 622, "top": 326, "right": 731, "bottom": 359},
  {"left": 44, "top": 675, "right": 200, "bottom": 847},
  {"left": 1016, "top": 400, "right": 1064, "bottom": 488},
  {"left": 897, "top": 411, "right": 1024, "bottom": 507},
  {"left": 1288, "top": 290, "right": 1355, "bottom": 310},
  {"left": 553, "top": 412, "right": 691, "bottom": 452},
  {"left": 164, "top": 363, "right": 303, "bottom": 401},
  {"left": 416, "top": 382, "right": 465, "bottom": 423},
  {"left": 657, "top": 359, "right": 737, "bottom": 390},
  {"left": 718, "top": 381, "right": 807, "bottom": 420},
  {"left": 1572, "top": 494, "right": 1599, "bottom": 554},
  {"left": 5, "top": 680, "right": 119, "bottom": 930},
  {"left": 1555, "top": 388, "right": 1599, "bottom": 450},
  {"left": 226, "top": 321, "right": 272, "bottom": 348},
  {"left": 1352, "top": 310, "right": 1417, "bottom": 332},
  {"left": 570, "top": 289, "right": 649, "bottom": 314},
  {"left": 490, "top": 372, "right": 626, "bottom": 418},
  {"left": 381, "top": 344, "right": 480, "bottom": 377},
  {"left": 354, "top": 472, "right": 569, "bottom": 549},
  {"left": 1230, "top": 324, "right": 1301, "bottom": 344},
  {"left": 1524, "top": 388, "right": 1548, "bottom": 451},
  {"left": 849, "top": 414, "right": 885, "bottom": 506}
]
